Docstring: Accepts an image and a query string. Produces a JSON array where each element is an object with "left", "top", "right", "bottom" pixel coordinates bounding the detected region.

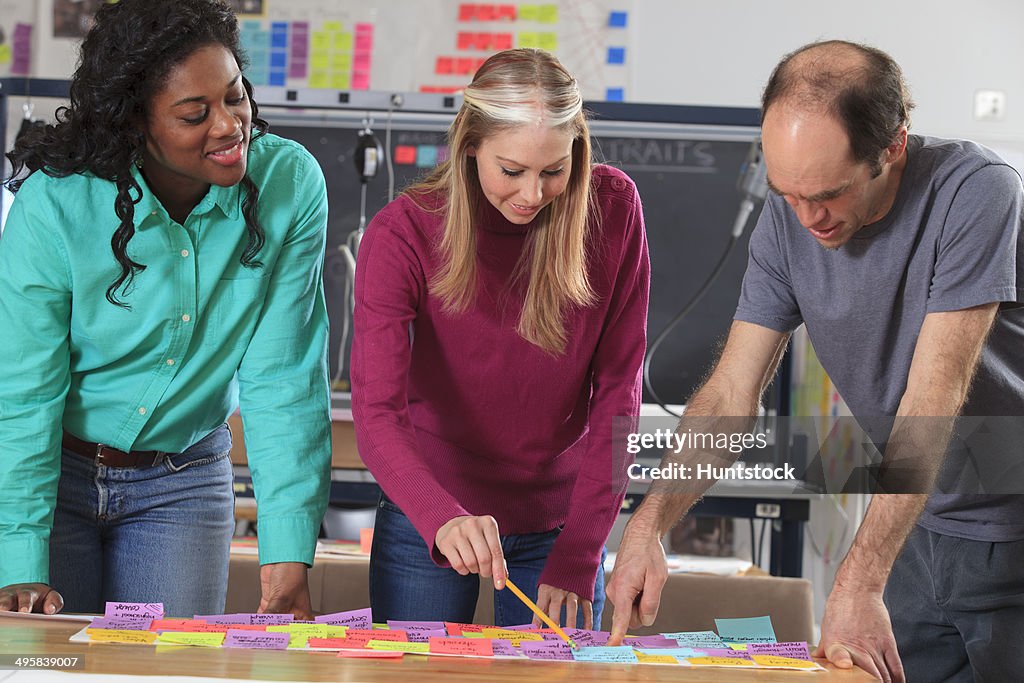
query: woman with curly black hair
[{"left": 0, "top": 0, "right": 331, "bottom": 618}]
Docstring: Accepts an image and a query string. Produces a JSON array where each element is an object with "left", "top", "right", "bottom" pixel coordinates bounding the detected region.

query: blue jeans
[
  {"left": 49, "top": 424, "right": 235, "bottom": 618},
  {"left": 369, "top": 495, "right": 605, "bottom": 627}
]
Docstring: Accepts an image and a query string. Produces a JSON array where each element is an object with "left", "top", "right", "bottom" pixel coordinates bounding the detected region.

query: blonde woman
[{"left": 351, "top": 48, "right": 649, "bottom": 629}]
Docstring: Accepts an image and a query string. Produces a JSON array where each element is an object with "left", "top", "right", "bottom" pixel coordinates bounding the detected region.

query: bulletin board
[
  {"left": 236, "top": 0, "right": 635, "bottom": 101},
  {"left": 0, "top": 0, "right": 35, "bottom": 76}
]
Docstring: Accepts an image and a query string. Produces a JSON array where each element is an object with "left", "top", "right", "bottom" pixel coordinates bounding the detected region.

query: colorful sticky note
[
  {"left": 537, "top": 32, "right": 557, "bottom": 50},
  {"left": 747, "top": 641, "right": 811, "bottom": 659},
  {"left": 489, "top": 639, "right": 519, "bottom": 657},
  {"left": 351, "top": 72, "right": 371, "bottom": 90},
  {"left": 87, "top": 629, "right": 158, "bottom": 644},
  {"left": 518, "top": 32, "right": 539, "bottom": 48},
  {"left": 519, "top": 6, "right": 540, "bottom": 22},
  {"left": 475, "top": 5, "right": 496, "bottom": 21},
  {"left": 344, "top": 629, "right": 408, "bottom": 642},
  {"left": 428, "top": 637, "right": 494, "bottom": 656},
  {"left": 714, "top": 616, "right": 777, "bottom": 644},
  {"left": 689, "top": 656, "right": 756, "bottom": 667},
  {"left": 663, "top": 630, "right": 727, "bottom": 648},
  {"left": 751, "top": 655, "right": 821, "bottom": 669},
  {"left": 493, "top": 33, "right": 513, "bottom": 50},
  {"left": 0, "top": 44, "right": 12, "bottom": 66},
  {"left": 367, "top": 640, "right": 430, "bottom": 654},
  {"left": 496, "top": 5, "right": 517, "bottom": 20},
  {"left": 563, "top": 628, "right": 609, "bottom": 647},
  {"left": 537, "top": 4, "right": 559, "bottom": 23},
  {"left": 386, "top": 620, "right": 444, "bottom": 633},
  {"left": 436, "top": 57, "right": 454, "bottom": 75},
  {"left": 416, "top": 146, "right": 439, "bottom": 168},
  {"left": 481, "top": 628, "right": 544, "bottom": 647},
  {"left": 605, "top": 87, "right": 625, "bottom": 102},
  {"left": 104, "top": 602, "right": 163, "bottom": 619},
  {"left": 458, "top": 4, "right": 477, "bottom": 22},
  {"left": 609, "top": 11, "right": 628, "bottom": 27},
  {"left": 636, "top": 652, "right": 679, "bottom": 664},
  {"left": 623, "top": 635, "right": 680, "bottom": 648},
  {"left": 156, "top": 632, "right": 225, "bottom": 647},
  {"left": 457, "top": 32, "right": 474, "bottom": 50},
  {"left": 150, "top": 619, "right": 204, "bottom": 631},
  {"left": 335, "top": 32, "right": 353, "bottom": 51},
  {"left": 607, "top": 47, "right": 626, "bottom": 65},
  {"left": 338, "top": 649, "right": 404, "bottom": 658},
  {"left": 572, "top": 646, "right": 639, "bottom": 663},
  {"left": 310, "top": 71, "right": 329, "bottom": 88},
  {"left": 316, "top": 608, "right": 372, "bottom": 629},
  {"left": 637, "top": 646, "right": 705, "bottom": 660},
  {"left": 520, "top": 640, "right": 574, "bottom": 661},
  {"left": 89, "top": 618, "right": 153, "bottom": 631},
  {"left": 224, "top": 631, "right": 290, "bottom": 649},
  {"left": 692, "top": 647, "right": 753, "bottom": 659},
  {"left": 323, "top": 21, "right": 343, "bottom": 32},
  {"left": 394, "top": 146, "right": 417, "bottom": 165}
]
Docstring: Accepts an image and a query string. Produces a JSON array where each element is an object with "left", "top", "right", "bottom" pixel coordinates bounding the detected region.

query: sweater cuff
[
  {"left": 538, "top": 526, "right": 605, "bottom": 602},
  {"left": 0, "top": 535, "right": 50, "bottom": 587},
  {"left": 256, "top": 515, "right": 320, "bottom": 567}
]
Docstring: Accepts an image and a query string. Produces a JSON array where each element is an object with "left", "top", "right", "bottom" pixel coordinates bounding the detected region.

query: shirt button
[
  {"left": 138, "top": 407, "right": 147, "bottom": 415},
  {"left": 182, "top": 314, "right": 191, "bottom": 322},
  {"left": 150, "top": 211, "right": 157, "bottom": 216},
  {"left": 166, "top": 359, "right": 175, "bottom": 366},
  {"left": 180, "top": 249, "right": 189, "bottom": 258}
]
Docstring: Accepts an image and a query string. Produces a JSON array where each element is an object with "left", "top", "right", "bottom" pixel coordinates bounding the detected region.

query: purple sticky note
[
  {"left": 406, "top": 628, "right": 448, "bottom": 643},
  {"left": 747, "top": 641, "right": 812, "bottom": 660},
  {"left": 500, "top": 624, "right": 538, "bottom": 631},
  {"left": 224, "top": 630, "right": 290, "bottom": 650},
  {"left": 694, "top": 648, "right": 753, "bottom": 659},
  {"left": 489, "top": 639, "right": 520, "bottom": 657},
  {"left": 622, "top": 635, "right": 679, "bottom": 648},
  {"left": 315, "top": 608, "right": 372, "bottom": 630},
  {"left": 104, "top": 602, "right": 164, "bottom": 619},
  {"left": 564, "top": 628, "right": 609, "bottom": 647},
  {"left": 247, "top": 613, "right": 294, "bottom": 626},
  {"left": 89, "top": 617, "right": 153, "bottom": 631},
  {"left": 387, "top": 620, "right": 445, "bottom": 632},
  {"left": 520, "top": 640, "right": 574, "bottom": 661}
]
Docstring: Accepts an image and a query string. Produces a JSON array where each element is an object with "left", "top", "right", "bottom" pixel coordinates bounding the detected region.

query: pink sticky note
[
  {"left": 458, "top": 4, "right": 476, "bottom": 21},
  {"left": 429, "top": 636, "right": 494, "bottom": 657},
  {"left": 353, "top": 53, "right": 371, "bottom": 70},
  {"left": 436, "top": 57, "right": 454, "bottom": 75},
  {"left": 457, "top": 32, "right": 474, "bottom": 50},
  {"left": 394, "top": 146, "right": 417, "bottom": 165},
  {"left": 104, "top": 602, "right": 163, "bottom": 619},
  {"left": 338, "top": 649, "right": 403, "bottom": 658},
  {"left": 520, "top": 640, "right": 574, "bottom": 661},
  {"left": 150, "top": 619, "right": 204, "bottom": 631},
  {"left": 344, "top": 629, "right": 408, "bottom": 642},
  {"left": 493, "top": 33, "right": 513, "bottom": 50},
  {"left": 623, "top": 635, "right": 680, "bottom": 648},
  {"left": 694, "top": 648, "right": 753, "bottom": 659},
  {"left": 224, "top": 630, "right": 290, "bottom": 649},
  {"left": 355, "top": 23, "right": 374, "bottom": 36},
  {"left": 444, "top": 622, "right": 485, "bottom": 636},
  {"left": 315, "top": 608, "right": 372, "bottom": 629}
]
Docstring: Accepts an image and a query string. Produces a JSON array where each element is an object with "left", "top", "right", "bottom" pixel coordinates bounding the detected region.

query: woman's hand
[
  {"left": 0, "top": 583, "right": 63, "bottom": 614},
  {"left": 535, "top": 583, "right": 593, "bottom": 629},
  {"left": 435, "top": 515, "right": 508, "bottom": 589}
]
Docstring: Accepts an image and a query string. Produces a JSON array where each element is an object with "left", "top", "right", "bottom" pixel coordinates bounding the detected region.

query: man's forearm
[{"left": 834, "top": 493, "right": 926, "bottom": 592}]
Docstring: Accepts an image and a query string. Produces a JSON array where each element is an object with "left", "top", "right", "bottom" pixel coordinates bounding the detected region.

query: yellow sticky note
[
  {"left": 751, "top": 655, "right": 820, "bottom": 669},
  {"left": 323, "top": 21, "right": 343, "bottom": 32},
  {"left": 0, "top": 44, "right": 11, "bottom": 65},
  {"left": 517, "top": 32, "right": 539, "bottom": 48},
  {"left": 636, "top": 652, "right": 680, "bottom": 664},
  {"left": 311, "top": 51, "right": 330, "bottom": 69},
  {"left": 331, "top": 53, "right": 352, "bottom": 70},
  {"left": 367, "top": 640, "right": 429, "bottom": 654},
  {"left": 330, "top": 73, "right": 351, "bottom": 89},
  {"left": 156, "top": 631, "right": 225, "bottom": 648},
  {"left": 334, "top": 32, "right": 353, "bottom": 51},
  {"left": 481, "top": 628, "right": 544, "bottom": 647},
  {"left": 518, "top": 5, "right": 539, "bottom": 21},
  {"left": 727, "top": 642, "right": 748, "bottom": 651},
  {"left": 537, "top": 32, "right": 557, "bottom": 51},
  {"left": 537, "top": 4, "right": 559, "bottom": 23},
  {"left": 87, "top": 629, "right": 157, "bottom": 644},
  {"left": 688, "top": 656, "right": 755, "bottom": 667},
  {"left": 461, "top": 631, "right": 485, "bottom": 639},
  {"left": 311, "top": 32, "right": 329, "bottom": 51},
  {"left": 310, "top": 71, "right": 329, "bottom": 88}
]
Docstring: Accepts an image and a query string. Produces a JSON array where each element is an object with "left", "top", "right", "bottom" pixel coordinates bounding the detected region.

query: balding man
[{"left": 607, "top": 40, "right": 1024, "bottom": 682}]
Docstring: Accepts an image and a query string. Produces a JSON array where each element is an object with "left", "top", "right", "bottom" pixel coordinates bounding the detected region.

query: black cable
[
  {"left": 748, "top": 519, "right": 756, "bottom": 568},
  {"left": 643, "top": 234, "right": 741, "bottom": 417},
  {"left": 757, "top": 518, "right": 768, "bottom": 568}
]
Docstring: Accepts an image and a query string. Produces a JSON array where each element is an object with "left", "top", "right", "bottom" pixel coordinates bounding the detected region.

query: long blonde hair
[{"left": 407, "top": 48, "right": 596, "bottom": 355}]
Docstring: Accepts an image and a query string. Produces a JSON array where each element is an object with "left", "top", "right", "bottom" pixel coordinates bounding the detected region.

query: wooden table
[{"left": 0, "top": 617, "right": 874, "bottom": 681}]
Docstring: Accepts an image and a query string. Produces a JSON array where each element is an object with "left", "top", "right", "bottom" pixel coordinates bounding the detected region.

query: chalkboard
[{"left": 267, "top": 109, "right": 759, "bottom": 405}]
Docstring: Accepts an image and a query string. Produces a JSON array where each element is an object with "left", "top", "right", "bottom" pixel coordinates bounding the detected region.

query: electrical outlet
[{"left": 974, "top": 90, "right": 1006, "bottom": 121}]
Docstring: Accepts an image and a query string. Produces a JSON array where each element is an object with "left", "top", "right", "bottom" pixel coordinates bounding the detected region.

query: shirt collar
[{"left": 130, "top": 164, "right": 242, "bottom": 226}]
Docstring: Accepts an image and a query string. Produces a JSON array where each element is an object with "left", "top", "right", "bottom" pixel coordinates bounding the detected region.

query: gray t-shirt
[{"left": 735, "top": 134, "right": 1024, "bottom": 542}]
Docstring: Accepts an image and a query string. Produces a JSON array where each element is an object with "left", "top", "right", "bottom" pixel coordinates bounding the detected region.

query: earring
[{"left": 134, "top": 155, "right": 144, "bottom": 169}]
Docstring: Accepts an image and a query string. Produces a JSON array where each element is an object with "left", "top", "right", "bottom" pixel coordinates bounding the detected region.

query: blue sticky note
[
  {"left": 608, "top": 11, "right": 628, "bottom": 28},
  {"left": 572, "top": 646, "right": 639, "bottom": 663},
  {"left": 271, "top": 32, "right": 288, "bottom": 49},
  {"left": 636, "top": 647, "right": 704, "bottom": 659},
  {"left": 714, "top": 616, "right": 777, "bottom": 644},
  {"left": 416, "top": 145, "right": 438, "bottom": 168},
  {"left": 663, "top": 630, "right": 726, "bottom": 647},
  {"left": 242, "top": 21, "right": 262, "bottom": 32},
  {"left": 270, "top": 51, "right": 287, "bottom": 68},
  {"left": 607, "top": 46, "right": 625, "bottom": 65},
  {"left": 268, "top": 71, "right": 286, "bottom": 86},
  {"left": 605, "top": 87, "right": 624, "bottom": 102}
]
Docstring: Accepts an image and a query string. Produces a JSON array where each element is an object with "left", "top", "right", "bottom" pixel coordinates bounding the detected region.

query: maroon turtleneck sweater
[{"left": 351, "top": 164, "right": 649, "bottom": 599}]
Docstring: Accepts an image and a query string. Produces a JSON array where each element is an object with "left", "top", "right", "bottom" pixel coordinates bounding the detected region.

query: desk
[{"left": 0, "top": 618, "right": 872, "bottom": 681}]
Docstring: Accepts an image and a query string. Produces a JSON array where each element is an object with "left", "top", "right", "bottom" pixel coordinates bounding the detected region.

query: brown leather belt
[{"left": 61, "top": 432, "right": 166, "bottom": 468}]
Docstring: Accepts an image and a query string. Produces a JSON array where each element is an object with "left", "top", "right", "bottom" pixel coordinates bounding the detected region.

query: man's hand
[
  {"left": 605, "top": 515, "right": 668, "bottom": 645},
  {"left": 258, "top": 562, "right": 312, "bottom": 619},
  {"left": 0, "top": 583, "right": 63, "bottom": 614},
  {"left": 434, "top": 515, "right": 508, "bottom": 589},
  {"left": 814, "top": 584, "right": 904, "bottom": 683},
  {"left": 534, "top": 583, "right": 593, "bottom": 629}
]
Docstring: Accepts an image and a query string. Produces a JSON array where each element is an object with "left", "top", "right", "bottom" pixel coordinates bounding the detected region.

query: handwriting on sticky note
[
  {"left": 635, "top": 652, "right": 679, "bottom": 664},
  {"left": 315, "top": 608, "right": 372, "bottom": 629},
  {"left": 156, "top": 631, "right": 225, "bottom": 647},
  {"left": 224, "top": 630, "right": 290, "bottom": 649},
  {"left": 714, "top": 616, "right": 776, "bottom": 643},
  {"left": 428, "top": 637, "right": 494, "bottom": 656},
  {"left": 747, "top": 641, "right": 812, "bottom": 659},
  {"left": 751, "top": 655, "right": 822, "bottom": 669},
  {"left": 572, "top": 646, "right": 639, "bottom": 663},
  {"left": 89, "top": 618, "right": 152, "bottom": 631},
  {"left": 87, "top": 629, "right": 158, "bottom": 644},
  {"left": 104, "top": 602, "right": 163, "bottom": 619},
  {"left": 663, "top": 630, "right": 726, "bottom": 647},
  {"left": 520, "top": 640, "right": 574, "bottom": 661},
  {"left": 367, "top": 640, "right": 429, "bottom": 654},
  {"left": 481, "top": 628, "right": 543, "bottom": 646},
  {"left": 689, "top": 656, "right": 756, "bottom": 666}
]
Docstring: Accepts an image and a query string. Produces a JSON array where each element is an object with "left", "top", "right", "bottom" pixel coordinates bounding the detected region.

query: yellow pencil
[{"left": 502, "top": 578, "right": 577, "bottom": 649}]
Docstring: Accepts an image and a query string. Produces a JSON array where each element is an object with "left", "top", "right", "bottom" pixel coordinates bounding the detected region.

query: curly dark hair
[{"left": 4, "top": 0, "right": 269, "bottom": 307}]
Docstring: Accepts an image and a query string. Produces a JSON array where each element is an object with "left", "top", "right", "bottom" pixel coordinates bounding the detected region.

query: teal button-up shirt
[{"left": 0, "top": 133, "right": 331, "bottom": 586}]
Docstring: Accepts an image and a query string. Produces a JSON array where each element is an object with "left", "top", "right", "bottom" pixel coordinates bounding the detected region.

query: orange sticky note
[
  {"left": 150, "top": 619, "right": 205, "bottom": 631},
  {"left": 394, "top": 146, "right": 417, "bottom": 165},
  {"left": 444, "top": 622, "right": 485, "bottom": 636},
  {"left": 428, "top": 636, "right": 494, "bottom": 656}
]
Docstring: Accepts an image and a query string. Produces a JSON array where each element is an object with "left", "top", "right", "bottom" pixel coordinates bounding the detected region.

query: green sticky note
[
  {"left": 537, "top": 32, "right": 557, "bottom": 50},
  {"left": 156, "top": 632, "right": 225, "bottom": 647},
  {"left": 330, "top": 73, "right": 351, "bottom": 90},
  {"left": 0, "top": 44, "right": 10, "bottom": 64},
  {"left": 331, "top": 52, "right": 352, "bottom": 70},
  {"left": 323, "top": 21, "right": 343, "bottom": 32},
  {"left": 519, "top": 5, "right": 539, "bottom": 21},
  {"left": 311, "top": 32, "right": 329, "bottom": 50},
  {"left": 537, "top": 4, "right": 559, "bottom": 23},
  {"left": 310, "top": 51, "right": 330, "bottom": 69},
  {"left": 334, "top": 32, "right": 353, "bottom": 51},
  {"left": 310, "top": 71, "right": 330, "bottom": 88},
  {"left": 518, "top": 32, "right": 539, "bottom": 48}
]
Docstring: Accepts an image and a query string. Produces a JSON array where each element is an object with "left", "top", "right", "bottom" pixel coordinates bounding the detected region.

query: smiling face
[
  {"left": 761, "top": 104, "right": 906, "bottom": 249},
  {"left": 470, "top": 123, "right": 575, "bottom": 225},
  {"left": 141, "top": 43, "right": 252, "bottom": 219}
]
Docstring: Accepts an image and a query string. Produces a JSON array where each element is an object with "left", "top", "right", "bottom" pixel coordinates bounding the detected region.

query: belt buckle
[{"left": 94, "top": 442, "right": 108, "bottom": 466}]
